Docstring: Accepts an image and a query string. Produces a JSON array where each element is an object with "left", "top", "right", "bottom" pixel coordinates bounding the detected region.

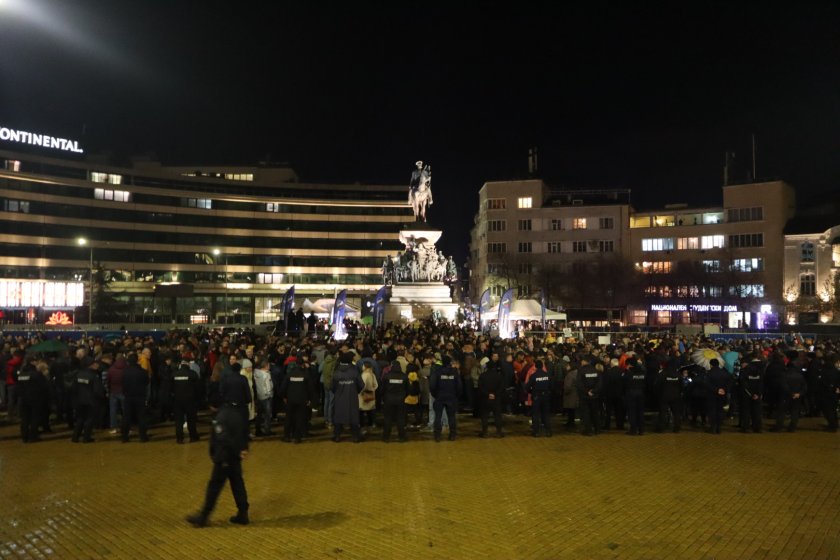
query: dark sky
[{"left": 2, "top": 1, "right": 840, "bottom": 262}]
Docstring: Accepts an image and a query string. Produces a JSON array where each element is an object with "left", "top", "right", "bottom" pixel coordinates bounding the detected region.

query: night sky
[{"left": 2, "top": 1, "right": 839, "bottom": 263}]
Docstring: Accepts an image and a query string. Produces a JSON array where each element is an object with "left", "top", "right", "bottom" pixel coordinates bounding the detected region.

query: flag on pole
[
  {"left": 478, "top": 288, "right": 491, "bottom": 325},
  {"left": 539, "top": 288, "right": 546, "bottom": 330},
  {"left": 498, "top": 288, "right": 514, "bottom": 339},
  {"left": 333, "top": 289, "right": 348, "bottom": 340},
  {"left": 373, "top": 285, "right": 387, "bottom": 329},
  {"left": 282, "top": 285, "right": 295, "bottom": 333}
]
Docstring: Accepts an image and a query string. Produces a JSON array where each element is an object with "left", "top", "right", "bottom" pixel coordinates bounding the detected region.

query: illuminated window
[
  {"left": 90, "top": 172, "right": 122, "bottom": 185},
  {"left": 518, "top": 219, "right": 532, "bottom": 231},
  {"left": 572, "top": 218, "right": 587, "bottom": 230},
  {"left": 630, "top": 216, "right": 652, "bottom": 228},
  {"left": 257, "top": 273, "right": 285, "bottom": 284},
  {"left": 731, "top": 258, "right": 763, "bottom": 272},
  {"left": 677, "top": 237, "right": 699, "bottom": 250},
  {"left": 94, "top": 188, "right": 131, "bottom": 202},
  {"left": 702, "top": 260, "right": 721, "bottom": 272},
  {"left": 599, "top": 217, "right": 614, "bottom": 229},
  {"left": 3, "top": 200, "right": 30, "bottom": 213},
  {"left": 700, "top": 235, "right": 724, "bottom": 249},
  {"left": 487, "top": 198, "right": 506, "bottom": 210},
  {"left": 730, "top": 284, "right": 766, "bottom": 297},
  {"left": 630, "top": 310, "right": 647, "bottom": 324},
  {"left": 4, "top": 160, "right": 21, "bottom": 172},
  {"left": 641, "top": 261, "right": 672, "bottom": 274},
  {"left": 224, "top": 173, "right": 254, "bottom": 182},
  {"left": 185, "top": 198, "right": 212, "bottom": 209},
  {"left": 517, "top": 197, "right": 532, "bottom": 209},
  {"left": 547, "top": 242, "right": 561, "bottom": 253},
  {"left": 642, "top": 238, "right": 675, "bottom": 251}
]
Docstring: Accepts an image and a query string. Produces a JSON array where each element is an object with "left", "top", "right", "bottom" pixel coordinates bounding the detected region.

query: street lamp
[{"left": 77, "top": 237, "right": 92, "bottom": 324}]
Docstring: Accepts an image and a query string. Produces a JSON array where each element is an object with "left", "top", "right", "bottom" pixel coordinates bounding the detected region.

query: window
[
  {"left": 572, "top": 218, "right": 587, "bottom": 230},
  {"left": 547, "top": 242, "right": 561, "bottom": 254},
  {"left": 630, "top": 310, "right": 648, "bottom": 324},
  {"left": 677, "top": 237, "right": 699, "bottom": 250},
  {"left": 731, "top": 258, "right": 764, "bottom": 272},
  {"left": 801, "top": 242, "right": 815, "bottom": 262},
  {"left": 642, "top": 238, "right": 675, "bottom": 251},
  {"left": 224, "top": 173, "right": 254, "bottom": 182},
  {"left": 728, "top": 233, "right": 763, "bottom": 248},
  {"left": 3, "top": 200, "right": 30, "bottom": 213},
  {"left": 707, "top": 286, "right": 723, "bottom": 298},
  {"left": 730, "top": 284, "right": 765, "bottom": 297},
  {"left": 800, "top": 273, "right": 816, "bottom": 296},
  {"left": 488, "top": 220, "right": 506, "bottom": 232},
  {"left": 702, "top": 260, "right": 721, "bottom": 273},
  {"left": 518, "top": 242, "right": 532, "bottom": 253},
  {"left": 487, "top": 263, "right": 502, "bottom": 275},
  {"left": 599, "top": 240, "right": 614, "bottom": 253},
  {"left": 599, "top": 217, "right": 614, "bottom": 229},
  {"left": 518, "top": 263, "right": 532, "bottom": 274},
  {"left": 518, "top": 219, "right": 532, "bottom": 231},
  {"left": 727, "top": 207, "right": 763, "bottom": 222},
  {"left": 488, "top": 242, "right": 506, "bottom": 254},
  {"left": 572, "top": 241, "right": 587, "bottom": 253},
  {"left": 676, "top": 285, "right": 701, "bottom": 297},
  {"left": 630, "top": 216, "right": 652, "bottom": 228},
  {"left": 550, "top": 219, "right": 563, "bottom": 231},
  {"left": 90, "top": 172, "right": 123, "bottom": 185},
  {"left": 641, "top": 261, "right": 672, "bottom": 274},
  {"left": 266, "top": 202, "right": 280, "bottom": 212},
  {"left": 185, "top": 198, "right": 212, "bottom": 209},
  {"left": 491, "top": 285, "right": 506, "bottom": 297},
  {"left": 517, "top": 285, "right": 531, "bottom": 297},
  {"left": 700, "top": 235, "right": 725, "bottom": 249},
  {"left": 517, "top": 197, "right": 532, "bottom": 209},
  {"left": 487, "top": 198, "right": 506, "bottom": 210},
  {"left": 5, "top": 160, "right": 21, "bottom": 172},
  {"left": 257, "top": 273, "right": 285, "bottom": 284},
  {"left": 94, "top": 188, "right": 131, "bottom": 202}
]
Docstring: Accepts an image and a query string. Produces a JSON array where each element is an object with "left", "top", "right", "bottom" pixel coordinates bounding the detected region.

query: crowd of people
[{"left": 3, "top": 321, "right": 839, "bottom": 448}]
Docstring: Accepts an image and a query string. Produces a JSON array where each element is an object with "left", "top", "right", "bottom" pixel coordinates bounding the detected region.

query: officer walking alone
[
  {"left": 172, "top": 359, "right": 201, "bottom": 443},
  {"left": 478, "top": 351, "right": 505, "bottom": 438},
  {"left": 187, "top": 403, "right": 250, "bottom": 527}
]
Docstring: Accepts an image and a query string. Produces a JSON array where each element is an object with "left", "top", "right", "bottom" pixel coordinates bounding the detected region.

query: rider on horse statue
[{"left": 409, "top": 160, "right": 433, "bottom": 222}]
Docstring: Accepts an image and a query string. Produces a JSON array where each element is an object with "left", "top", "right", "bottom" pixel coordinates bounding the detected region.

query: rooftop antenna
[{"left": 528, "top": 146, "right": 538, "bottom": 177}]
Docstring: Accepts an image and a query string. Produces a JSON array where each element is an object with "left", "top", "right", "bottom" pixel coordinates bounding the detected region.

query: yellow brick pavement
[{"left": 0, "top": 414, "right": 838, "bottom": 559}]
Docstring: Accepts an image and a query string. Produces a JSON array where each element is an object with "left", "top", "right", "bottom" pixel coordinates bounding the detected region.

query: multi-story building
[
  {"left": 469, "top": 179, "right": 631, "bottom": 322},
  {"left": 627, "top": 180, "right": 796, "bottom": 327},
  {"left": 782, "top": 196, "right": 840, "bottom": 325},
  {"left": 0, "top": 147, "right": 412, "bottom": 325}
]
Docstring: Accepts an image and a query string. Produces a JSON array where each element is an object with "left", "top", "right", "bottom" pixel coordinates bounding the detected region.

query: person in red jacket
[{"left": 5, "top": 350, "right": 23, "bottom": 420}]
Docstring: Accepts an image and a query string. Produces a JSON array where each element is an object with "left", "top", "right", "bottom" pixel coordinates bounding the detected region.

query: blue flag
[
  {"left": 333, "top": 289, "right": 348, "bottom": 341},
  {"left": 498, "top": 288, "right": 514, "bottom": 339},
  {"left": 540, "top": 288, "right": 546, "bottom": 330},
  {"left": 479, "top": 288, "right": 491, "bottom": 324},
  {"left": 282, "top": 285, "right": 295, "bottom": 331},
  {"left": 373, "top": 286, "right": 387, "bottom": 329}
]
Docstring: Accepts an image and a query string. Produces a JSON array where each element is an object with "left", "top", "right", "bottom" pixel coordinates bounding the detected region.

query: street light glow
[
  {"left": 212, "top": 248, "right": 220, "bottom": 256},
  {"left": 77, "top": 237, "right": 87, "bottom": 246}
]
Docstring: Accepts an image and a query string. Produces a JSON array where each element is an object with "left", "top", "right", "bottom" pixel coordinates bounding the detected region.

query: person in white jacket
[{"left": 252, "top": 358, "right": 274, "bottom": 437}]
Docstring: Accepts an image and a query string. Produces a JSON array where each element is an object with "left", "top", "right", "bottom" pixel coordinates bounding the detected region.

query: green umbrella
[
  {"left": 360, "top": 315, "right": 373, "bottom": 325},
  {"left": 27, "top": 339, "right": 69, "bottom": 353}
]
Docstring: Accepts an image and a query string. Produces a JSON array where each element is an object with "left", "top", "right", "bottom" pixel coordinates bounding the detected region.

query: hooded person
[{"left": 331, "top": 351, "right": 365, "bottom": 442}]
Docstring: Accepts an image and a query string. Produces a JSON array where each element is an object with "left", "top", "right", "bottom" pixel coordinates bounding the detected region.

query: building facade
[
  {"left": 0, "top": 148, "right": 412, "bottom": 325},
  {"left": 469, "top": 179, "right": 631, "bottom": 323}
]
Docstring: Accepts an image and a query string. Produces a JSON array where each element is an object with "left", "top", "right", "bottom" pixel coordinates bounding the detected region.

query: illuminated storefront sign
[
  {"left": 0, "top": 280, "right": 84, "bottom": 307},
  {"left": 0, "top": 126, "right": 84, "bottom": 153},
  {"left": 650, "top": 304, "right": 739, "bottom": 313},
  {"left": 46, "top": 311, "right": 73, "bottom": 325}
]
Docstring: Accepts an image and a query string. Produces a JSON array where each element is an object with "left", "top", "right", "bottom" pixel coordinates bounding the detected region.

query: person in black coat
[
  {"left": 527, "top": 360, "right": 553, "bottom": 437},
  {"left": 817, "top": 356, "right": 839, "bottom": 432},
  {"left": 772, "top": 351, "right": 807, "bottom": 432},
  {"left": 380, "top": 361, "right": 409, "bottom": 442},
  {"left": 186, "top": 404, "right": 250, "bottom": 527},
  {"left": 121, "top": 353, "right": 150, "bottom": 442},
  {"left": 17, "top": 360, "right": 51, "bottom": 443},
  {"left": 219, "top": 362, "right": 252, "bottom": 441},
  {"left": 738, "top": 354, "right": 765, "bottom": 433},
  {"left": 602, "top": 359, "right": 626, "bottom": 431},
  {"left": 430, "top": 355, "right": 461, "bottom": 441},
  {"left": 576, "top": 356, "right": 602, "bottom": 436},
  {"left": 706, "top": 359, "right": 731, "bottom": 434},
  {"left": 478, "top": 351, "right": 505, "bottom": 438},
  {"left": 278, "top": 361, "right": 314, "bottom": 443},
  {"left": 655, "top": 359, "right": 683, "bottom": 433},
  {"left": 72, "top": 361, "right": 105, "bottom": 443},
  {"left": 172, "top": 360, "right": 202, "bottom": 443}
]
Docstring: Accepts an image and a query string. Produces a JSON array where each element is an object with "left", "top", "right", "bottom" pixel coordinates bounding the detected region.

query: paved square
[{"left": 1, "top": 415, "right": 838, "bottom": 559}]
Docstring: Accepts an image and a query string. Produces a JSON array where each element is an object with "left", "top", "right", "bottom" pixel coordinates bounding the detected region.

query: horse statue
[{"left": 409, "top": 162, "right": 433, "bottom": 222}]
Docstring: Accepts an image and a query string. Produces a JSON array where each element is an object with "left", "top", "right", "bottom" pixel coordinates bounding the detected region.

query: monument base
[{"left": 384, "top": 283, "right": 459, "bottom": 322}]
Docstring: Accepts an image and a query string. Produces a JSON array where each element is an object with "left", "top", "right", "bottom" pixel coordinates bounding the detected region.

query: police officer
[
  {"left": 430, "top": 355, "right": 461, "bottom": 442},
  {"left": 602, "top": 358, "right": 626, "bottom": 431},
  {"left": 527, "top": 360, "right": 553, "bottom": 437},
  {"left": 706, "top": 358, "right": 731, "bottom": 434},
  {"left": 121, "top": 353, "right": 150, "bottom": 442},
  {"left": 219, "top": 361, "right": 252, "bottom": 442},
  {"left": 655, "top": 359, "right": 683, "bottom": 433},
  {"left": 17, "top": 360, "right": 50, "bottom": 443},
  {"left": 186, "top": 403, "right": 250, "bottom": 527},
  {"left": 172, "top": 359, "right": 201, "bottom": 443},
  {"left": 380, "top": 361, "right": 409, "bottom": 442},
  {"left": 72, "top": 361, "right": 104, "bottom": 443},
  {"left": 817, "top": 355, "right": 839, "bottom": 432},
  {"left": 576, "top": 355, "right": 602, "bottom": 436},
  {"left": 774, "top": 351, "right": 807, "bottom": 432},
  {"left": 739, "top": 353, "right": 765, "bottom": 433},
  {"left": 278, "top": 360, "right": 313, "bottom": 443},
  {"left": 478, "top": 351, "right": 505, "bottom": 438},
  {"left": 624, "top": 357, "right": 647, "bottom": 435}
]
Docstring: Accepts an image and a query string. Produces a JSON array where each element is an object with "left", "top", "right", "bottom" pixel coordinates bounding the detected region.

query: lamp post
[
  {"left": 213, "top": 248, "right": 227, "bottom": 323},
  {"left": 77, "top": 237, "right": 92, "bottom": 324}
]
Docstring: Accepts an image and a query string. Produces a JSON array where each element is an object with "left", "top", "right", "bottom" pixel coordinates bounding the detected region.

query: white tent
[
  {"left": 485, "top": 298, "right": 566, "bottom": 321},
  {"left": 302, "top": 298, "right": 361, "bottom": 318}
]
